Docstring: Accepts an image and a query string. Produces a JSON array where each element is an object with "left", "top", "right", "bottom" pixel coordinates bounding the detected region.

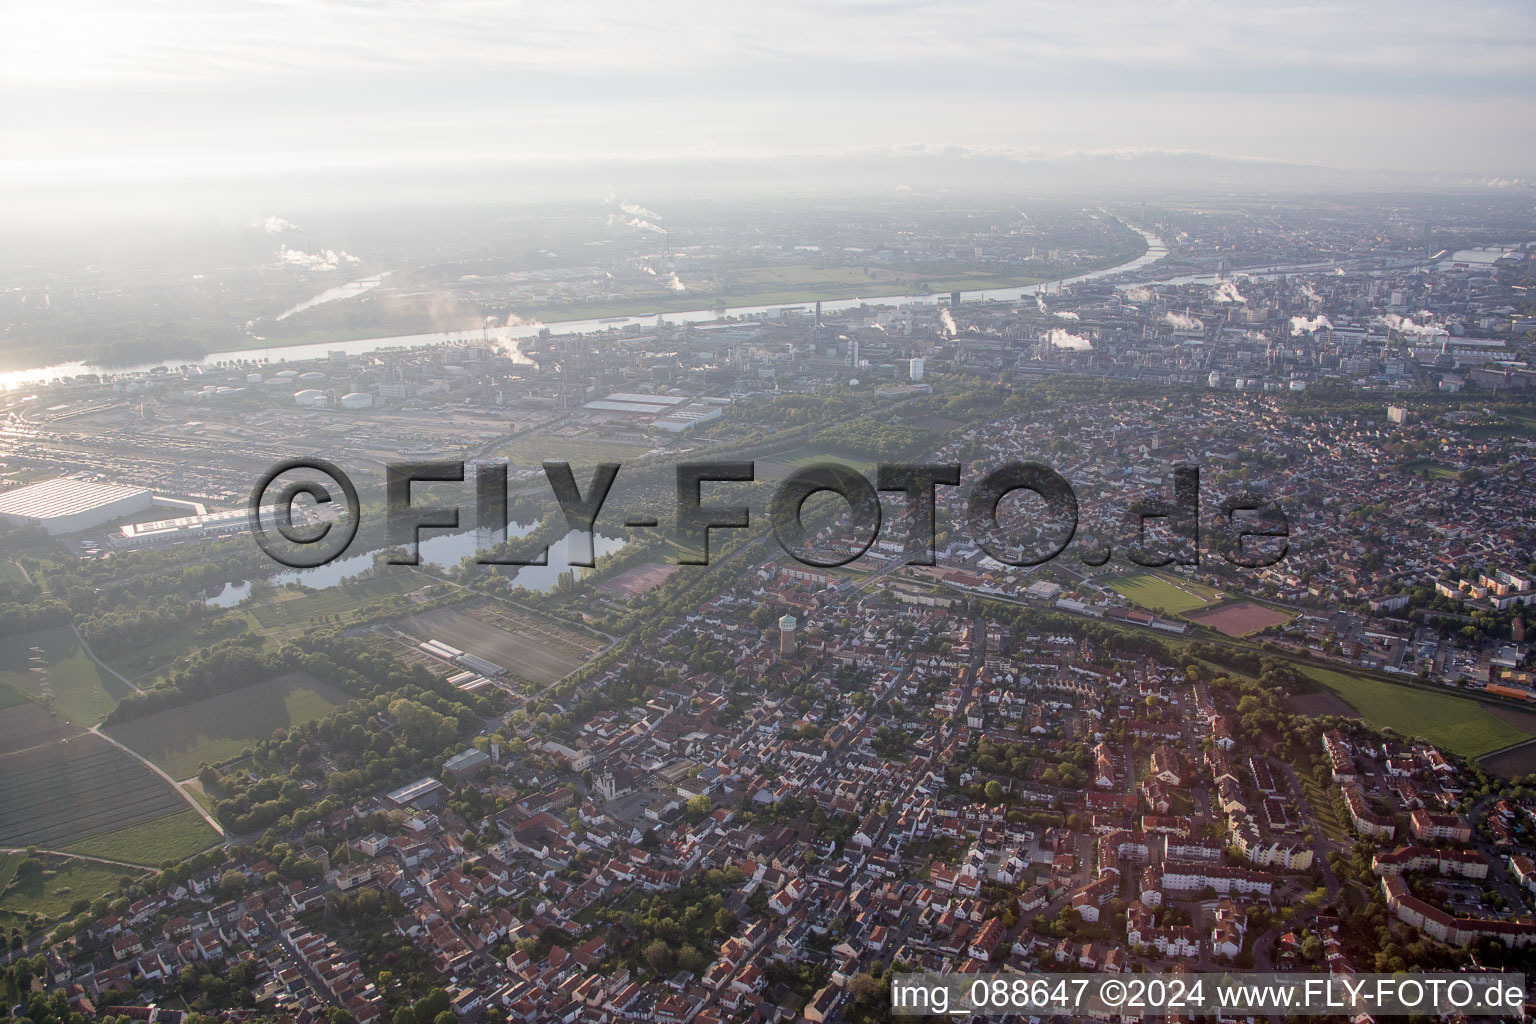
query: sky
[{"left": 2, "top": 0, "right": 1534, "bottom": 208}]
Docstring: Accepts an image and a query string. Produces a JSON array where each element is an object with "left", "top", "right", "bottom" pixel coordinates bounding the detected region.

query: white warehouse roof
[{"left": 0, "top": 477, "right": 154, "bottom": 535}]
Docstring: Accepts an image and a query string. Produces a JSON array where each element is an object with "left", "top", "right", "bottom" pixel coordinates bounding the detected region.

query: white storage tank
[
  {"left": 246, "top": 373, "right": 264, "bottom": 384},
  {"left": 298, "top": 371, "right": 328, "bottom": 381},
  {"left": 341, "top": 392, "right": 374, "bottom": 410},
  {"left": 294, "top": 389, "right": 329, "bottom": 408}
]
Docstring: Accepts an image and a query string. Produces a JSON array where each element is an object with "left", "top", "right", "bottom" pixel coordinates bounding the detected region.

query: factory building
[{"left": 0, "top": 477, "right": 154, "bottom": 535}]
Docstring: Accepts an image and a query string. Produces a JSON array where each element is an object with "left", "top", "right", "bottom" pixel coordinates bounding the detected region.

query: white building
[{"left": 0, "top": 477, "right": 154, "bottom": 535}]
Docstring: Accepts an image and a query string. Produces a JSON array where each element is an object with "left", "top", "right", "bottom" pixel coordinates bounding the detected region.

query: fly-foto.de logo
[{"left": 249, "top": 459, "right": 1288, "bottom": 572}]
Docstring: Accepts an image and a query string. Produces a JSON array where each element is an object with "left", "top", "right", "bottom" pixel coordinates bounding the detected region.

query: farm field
[
  {"left": 0, "top": 682, "right": 28, "bottom": 710},
  {"left": 106, "top": 671, "right": 349, "bottom": 778},
  {"left": 1299, "top": 665, "right": 1531, "bottom": 759},
  {"left": 1287, "top": 690, "right": 1359, "bottom": 717},
  {"left": 401, "top": 601, "right": 599, "bottom": 687},
  {"left": 248, "top": 576, "right": 421, "bottom": 630},
  {"left": 498, "top": 435, "right": 651, "bottom": 467},
  {"left": 0, "top": 852, "right": 139, "bottom": 927},
  {"left": 0, "top": 702, "right": 86, "bottom": 755},
  {"left": 1104, "top": 572, "right": 1222, "bottom": 616},
  {"left": 1480, "top": 740, "right": 1536, "bottom": 779},
  {"left": 63, "top": 807, "right": 218, "bottom": 866},
  {"left": 0, "top": 626, "right": 135, "bottom": 726},
  {"left": 1188, "top": 600, "right": 1295, "bottom": 636},
  {"left": 0, "top": 732, "right": 190, "bottom": 848}
]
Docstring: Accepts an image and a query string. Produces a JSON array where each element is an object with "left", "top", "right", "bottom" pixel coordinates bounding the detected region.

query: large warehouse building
[{"left": 0, "top": 477, "right": 154, "bottom": 535}]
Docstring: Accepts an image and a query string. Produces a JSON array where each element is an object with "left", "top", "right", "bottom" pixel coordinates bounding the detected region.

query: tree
[
  {"left": 685, "top": 794, "right": 712, "bottom": 822},
  {"left": 643, "top": 939, "right": 674, "bottom": 976},
  {"left": 219, "top": 870, "right": 246, "bottom": 898},
  {"left": 984, "top": 780, "right": 1003, "bottom": 802}
]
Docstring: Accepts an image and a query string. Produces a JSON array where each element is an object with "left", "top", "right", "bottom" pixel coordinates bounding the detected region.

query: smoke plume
[
  {"left": 1209, "top": 280, "right": 1246, "bottom": 303},
  {"left": 1045, "top": 328, "right": 1092, "bottom": 351}
]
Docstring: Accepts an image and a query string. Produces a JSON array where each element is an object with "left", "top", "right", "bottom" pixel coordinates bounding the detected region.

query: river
[
  {"left": 0, "top": 224, "right": 1171, "bottom": 392},
  {"left": 206, "top": 525, "right": 626, "bottom": 606}
]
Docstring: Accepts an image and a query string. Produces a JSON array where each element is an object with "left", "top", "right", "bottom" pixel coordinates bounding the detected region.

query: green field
[
  {"left": 778, "top": 446, "right": 877, "bottom": 473},
  {"left": 106, "top": 672, "right": 350, "bottom": 778},
  {"left": 0, "top": 853, "right": 137, "bottom": 926},
  {"left": 1403, "top": 460, "right": 1458, "bottom": 480},
  {"left": 0, "top": 626, "right": 136, "bottom": 726},
  {"left": 0, "top": 561, "right": 27, "bottom": 584},
  {"left": 498, "top": 436, "right": 652, "bottom": 467},
  {"left": 1299, "top": 775, "right": 1345, "bottom": 841},
  {"left": 0, "top": 683, "right": 26, "bottom": 710},
  {"left": 106, "top": 617, "right": 250, "bottom": 680},
  {"left": 1300, "top": 665, "right": 1530, "bottom": 759},
  {"left": 1104, "top": 572, "right": 1222, "bottom": 616},
  {"left": 62, "top": 808, "right": 219, "bottom": 866},
  {"left": 248, "top": 576, "right": 420, "bottom": 630}
]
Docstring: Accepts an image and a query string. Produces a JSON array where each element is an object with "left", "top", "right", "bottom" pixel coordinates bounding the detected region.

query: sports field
[
  {"left": 498, "top": 436, "right": 651, "bottom": 467},
  {"left": 0, "top": 626, "right": 136, "bottom": 726},
  {"left": 1300, "top": 665, "right": 1531, "bottom": 759},
  {"left": 1188, "top": 600, "right": 1295, "bottom": 636},
  {"left": 1104, "top": 572, "right": 1221, "bottom": 616},
  {"left": 401, "top": 601, "right": 599, "bottom": 686},
  {"left": 106, "top": 671, "right": 349, "bottom": 778},
  {"left": 599, "top": 562, "right": 679, "bottom": 598}
]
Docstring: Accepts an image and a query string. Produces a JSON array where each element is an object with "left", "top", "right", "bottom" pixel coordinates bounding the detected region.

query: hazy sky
[{"left": 2, "top": 0, "right": 1534, "bottom": 199}]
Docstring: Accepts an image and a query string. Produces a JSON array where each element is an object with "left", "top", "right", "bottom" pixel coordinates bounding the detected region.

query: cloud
[
  {"left": 6, "top": 0, "right": 1536, "bottom": 199},
  {"left": 11, "top": 1, "right": 1532, "bottom": 89}
]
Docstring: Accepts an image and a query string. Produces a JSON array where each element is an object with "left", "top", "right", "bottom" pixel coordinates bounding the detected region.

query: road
[{"left": 89, "top": 724, "right": 227, "bottom": 841}]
